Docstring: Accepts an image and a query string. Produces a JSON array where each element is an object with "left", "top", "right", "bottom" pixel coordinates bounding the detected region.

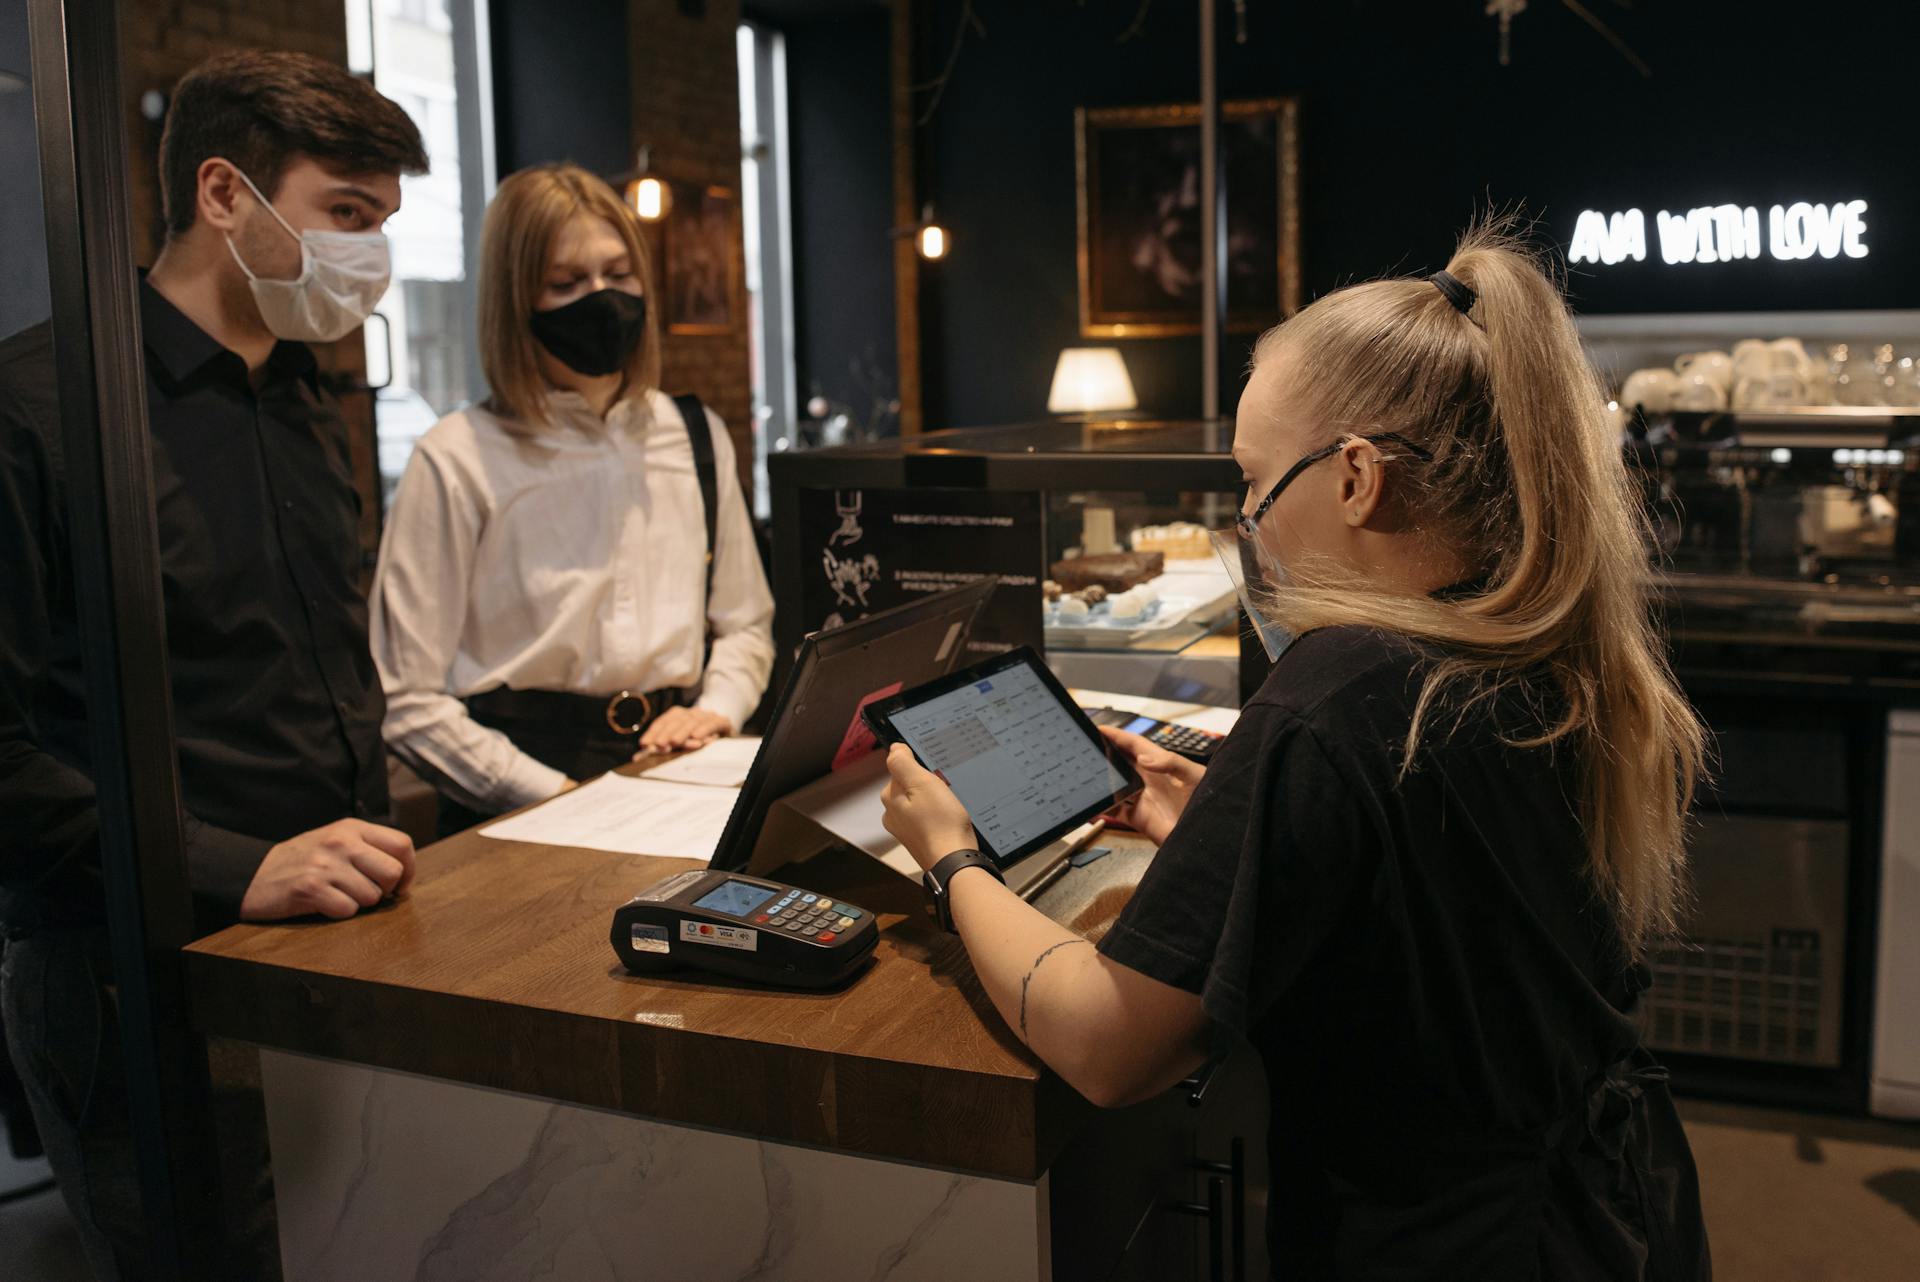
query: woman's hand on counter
[
  {"left": 879, "top": 743, "right": 979, "bottom": 872},
  {"left": 635, "top": 707, "right": 734, "bottom": 756},
  {"left": 1097, "top": 725, "right": 1203, "bottom": 846},
  {"left": 555, "top": 778, "right": 579, "bottom": 795}
]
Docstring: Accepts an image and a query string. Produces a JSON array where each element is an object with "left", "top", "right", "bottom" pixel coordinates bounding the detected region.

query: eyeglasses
[{"left": 1235, "top": 431, "right": 1434, "bottom": 539}]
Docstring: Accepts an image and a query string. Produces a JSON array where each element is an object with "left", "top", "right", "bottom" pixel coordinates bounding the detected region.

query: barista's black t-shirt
[{"left": 1099, "top": 626, "right": 1710, "bottom": 1281}]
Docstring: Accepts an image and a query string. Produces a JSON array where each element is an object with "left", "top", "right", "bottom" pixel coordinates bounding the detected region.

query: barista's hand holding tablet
[
  {"left": 1091, "top": 725, "right": 1204, "bottom": 845},
  {"left": 874, "top": 649, "right": 1212, "bottom": 1107}
]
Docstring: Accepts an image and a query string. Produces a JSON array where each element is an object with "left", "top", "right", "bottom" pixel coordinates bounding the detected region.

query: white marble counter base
[{"left": 260, "top": 1050, "right": 1048, "bottom": 1282}]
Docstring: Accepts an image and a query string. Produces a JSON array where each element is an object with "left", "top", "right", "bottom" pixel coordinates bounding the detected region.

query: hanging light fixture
[
  {"left": 917, "top": 220, "right": 949, "bottom": 261},
  {"left": 620, "top": 145, "right": 672, "bottom": 223},
  {"left": 891, "top": 203, "right": 951, "bottom": 261}
]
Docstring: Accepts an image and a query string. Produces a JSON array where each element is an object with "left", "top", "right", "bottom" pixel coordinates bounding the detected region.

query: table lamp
[{"left": 1047, "top": 347, "right": 1137, "bottom": 417}]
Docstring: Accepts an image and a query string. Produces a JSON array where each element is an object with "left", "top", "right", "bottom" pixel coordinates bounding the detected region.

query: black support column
[{"left": 25, "top": 0, "right": 221, "bottom": 1275}]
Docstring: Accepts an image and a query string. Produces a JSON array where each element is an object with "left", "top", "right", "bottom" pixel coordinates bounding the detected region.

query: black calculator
[
  {"left": 1084, "top": 707, "right": 1226, "bottom": 764},
  {"left": 610, "top": 868, "right": 879, "bottom": 989}
]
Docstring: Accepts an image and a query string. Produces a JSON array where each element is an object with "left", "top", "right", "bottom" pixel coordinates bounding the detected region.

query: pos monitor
[{"left": 708, "top": 578, "right": 998, "bottom": 873}]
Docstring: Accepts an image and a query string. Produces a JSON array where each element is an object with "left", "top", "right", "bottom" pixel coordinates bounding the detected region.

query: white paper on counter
[
  {"left": 1175, "top": 706, "right": 1240, "bottom": 736},
  {"left": 638, "top": 735, "right": 763, "bottom": 788},
  {"left": 1068, "top": 688, "right": 1241, "bottom": 737},
  {"left": 479, "top": 774, "right": 739, "bottom": 861}
]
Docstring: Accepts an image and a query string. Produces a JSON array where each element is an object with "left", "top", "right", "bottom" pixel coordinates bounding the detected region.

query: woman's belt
[{"left": 463, "top": 685, "right": 692, "bottom": 737}]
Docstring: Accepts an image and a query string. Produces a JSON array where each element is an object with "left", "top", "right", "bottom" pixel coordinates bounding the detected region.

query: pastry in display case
[{"left": 1043, "top": 502, "right": 1237, "bottom": 656}]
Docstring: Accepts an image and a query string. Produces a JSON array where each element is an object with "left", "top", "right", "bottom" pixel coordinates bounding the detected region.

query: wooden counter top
[{"left": 184, "top": 787, "right": 1154, "bottom": 1181}]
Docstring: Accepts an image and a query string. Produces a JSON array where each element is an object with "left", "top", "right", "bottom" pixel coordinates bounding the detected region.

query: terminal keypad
[{"left": 757, "top": 890, "right": 866, "bottom": 945}]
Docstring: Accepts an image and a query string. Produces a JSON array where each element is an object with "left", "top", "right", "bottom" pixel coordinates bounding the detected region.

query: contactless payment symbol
[{"left": 680, "top": 920, "right": 758, "bottom": 952}]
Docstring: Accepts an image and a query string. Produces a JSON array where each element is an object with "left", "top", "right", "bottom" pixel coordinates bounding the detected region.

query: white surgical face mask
[{"left": 224, "top": 167, "right": 390, "bottom": 343}]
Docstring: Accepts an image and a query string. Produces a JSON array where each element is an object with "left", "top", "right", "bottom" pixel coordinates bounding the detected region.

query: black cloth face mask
[{"left": 529, "top": 288, "right": 648, "bottom": 377}]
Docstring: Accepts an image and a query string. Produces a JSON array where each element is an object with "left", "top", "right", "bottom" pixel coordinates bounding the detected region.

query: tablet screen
[{"left": 880, "top": 655, "right": 1135, "bottom": 860}]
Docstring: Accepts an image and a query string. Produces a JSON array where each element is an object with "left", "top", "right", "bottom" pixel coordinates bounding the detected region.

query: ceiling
[{"left": 742, "top": 0, "right": 888, "bottom": 25}]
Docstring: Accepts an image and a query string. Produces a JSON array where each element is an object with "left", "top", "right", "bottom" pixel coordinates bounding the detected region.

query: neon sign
[{"left": 1569, "top": 201, "right": 1869, "bottom": 266}]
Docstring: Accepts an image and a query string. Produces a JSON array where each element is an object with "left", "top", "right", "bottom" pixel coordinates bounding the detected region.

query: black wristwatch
[{"left": 923, "top": 849, "right": 1003, "bottom": 933}]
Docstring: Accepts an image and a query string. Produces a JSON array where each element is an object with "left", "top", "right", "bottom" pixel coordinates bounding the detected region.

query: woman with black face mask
[{"left": 370, "top": 164, "right": 774, "bottom": 834}]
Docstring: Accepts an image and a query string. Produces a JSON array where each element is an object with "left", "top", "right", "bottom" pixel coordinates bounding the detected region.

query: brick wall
[
  {"left": 120, "top": 0, "right": 350, "bottom": 265},
  {"left": 118, "top": 0, "right": 380, "bottom": 569},
  {"left": 629, "top": 0, "right": 754, "bottom": 494}
]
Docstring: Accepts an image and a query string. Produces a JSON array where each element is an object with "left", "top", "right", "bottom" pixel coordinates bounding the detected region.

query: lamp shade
[{"left": 1047, "top": 347, "right": 1138, "bottom": 414}]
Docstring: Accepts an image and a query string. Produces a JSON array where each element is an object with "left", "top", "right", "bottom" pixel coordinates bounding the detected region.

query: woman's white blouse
[{"left": 370, "top": 388, "right": 775, "bottom": 813}]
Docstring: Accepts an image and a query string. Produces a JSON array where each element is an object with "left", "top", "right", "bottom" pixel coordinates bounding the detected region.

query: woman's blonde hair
[
  {"left": 1249, "top": 221, "right": 1705, "bottom": 954},
  {"left": 477, "top": 163, "right": 662, "bottom": 430}
]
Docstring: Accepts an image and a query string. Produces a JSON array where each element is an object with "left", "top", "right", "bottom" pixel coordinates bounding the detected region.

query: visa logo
[{"left": 975, "top": 680, "right": 993, "bottom": 692}]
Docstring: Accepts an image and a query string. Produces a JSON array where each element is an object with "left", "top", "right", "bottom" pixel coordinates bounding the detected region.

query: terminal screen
[
  {"left": 885, "top": 661, "right": 1130, "bottom": 857},
  {"left": 692, "top": 879, "right": 778, "bottom": 918}
]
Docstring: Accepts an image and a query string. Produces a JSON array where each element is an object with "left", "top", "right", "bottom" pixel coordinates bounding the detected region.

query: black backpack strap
[{"left": 672, "top": 393, "right": 720, "bottom": 664}]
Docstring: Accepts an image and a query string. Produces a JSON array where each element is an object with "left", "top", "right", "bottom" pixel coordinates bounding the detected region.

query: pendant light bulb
[
  {"left": 625, "top": 146, "right": 671, "bottom": 222},
  {"left": 631, "top": 176, "right": 670, "bottom": 222}
]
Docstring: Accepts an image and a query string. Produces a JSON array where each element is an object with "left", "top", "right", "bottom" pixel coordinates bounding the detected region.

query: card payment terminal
[{"left": 610, "top": 868, "right": 879, "bottom": 989}]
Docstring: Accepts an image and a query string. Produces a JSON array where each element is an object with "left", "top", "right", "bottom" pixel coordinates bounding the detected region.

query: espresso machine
[{"left": 1628, "top": 408, "right": 1920, "bottom": 1115}]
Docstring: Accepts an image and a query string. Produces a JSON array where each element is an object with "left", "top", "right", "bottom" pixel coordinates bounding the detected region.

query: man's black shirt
[{"left": 0, "top": 278, "right": 390, "bottom": 932}]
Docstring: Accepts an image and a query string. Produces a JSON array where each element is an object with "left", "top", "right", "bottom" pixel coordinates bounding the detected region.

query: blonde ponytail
[{"left": 1250, "top": 220, "right": 1705, "bottom": 952}]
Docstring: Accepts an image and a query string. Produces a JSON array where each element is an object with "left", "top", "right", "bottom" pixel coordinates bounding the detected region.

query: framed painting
[
  {"left": 664, "top": 181, "right": 737, "bottom": 335},
  {"left": 1075, "top": 97, "right": 1300, "bottom": 337}
]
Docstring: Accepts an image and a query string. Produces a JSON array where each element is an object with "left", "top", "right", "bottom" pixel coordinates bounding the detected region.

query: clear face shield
[
  {"left": 1209, "top": 522, "right": 1294, "bottom": 663},
  {"left": 1213, "top": 430, "right": 1435, "bottom": 663}
]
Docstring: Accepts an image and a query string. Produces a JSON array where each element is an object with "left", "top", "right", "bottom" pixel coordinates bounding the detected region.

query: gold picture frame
[
  {"left": 664, "top": 181, "right": 739, "bottom": 336},
  {"left": 1075, "top": 97, "right": 1301, "bottom": 338}
]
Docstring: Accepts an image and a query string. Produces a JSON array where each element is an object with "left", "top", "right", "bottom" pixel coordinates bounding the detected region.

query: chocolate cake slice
[{"left": 1049, "top": 550, "right": 1163, "bottom": 594}]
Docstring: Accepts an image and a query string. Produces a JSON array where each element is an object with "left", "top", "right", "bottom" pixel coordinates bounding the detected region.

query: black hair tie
[{"left": 1429, "top": 270, "right": 1476, "bottom": 315}]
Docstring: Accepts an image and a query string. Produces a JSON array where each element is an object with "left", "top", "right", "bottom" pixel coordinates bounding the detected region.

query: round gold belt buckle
[{"left": 605, "top": 689, "right": 652, "bottom": 735}]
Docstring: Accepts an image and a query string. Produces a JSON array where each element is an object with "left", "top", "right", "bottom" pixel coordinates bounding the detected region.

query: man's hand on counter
[
  {"left": 635, "top": 707, "right": 734, "bottom": 756},
  {"left": 1096, "top": 725, "right": 1203, "bottom": 846},
  {"left": 239, "top": 819, "right": 417, "bottom": 922}
]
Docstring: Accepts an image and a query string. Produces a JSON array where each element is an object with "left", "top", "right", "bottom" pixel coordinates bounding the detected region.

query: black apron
[{"left": 1274, "top": 968, "right": 1711, "bottom": 1280}]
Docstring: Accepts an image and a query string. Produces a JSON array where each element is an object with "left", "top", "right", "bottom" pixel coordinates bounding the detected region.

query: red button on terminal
[
  {"left": 754, "top": 914, "right": 770, "bottom": 923},
  {"left": 817, "top": 931, "right": 837, "bottom": 944}
]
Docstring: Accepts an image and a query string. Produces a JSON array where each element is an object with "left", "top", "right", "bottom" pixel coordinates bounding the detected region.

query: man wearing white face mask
[{"left": 0, "top": 51, "right": 427, "bottom": 1280}]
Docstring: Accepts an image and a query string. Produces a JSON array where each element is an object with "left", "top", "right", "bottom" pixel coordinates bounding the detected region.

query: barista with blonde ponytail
[{"left": 880, "top": 224, "right": 1711, "bottom": 1279}]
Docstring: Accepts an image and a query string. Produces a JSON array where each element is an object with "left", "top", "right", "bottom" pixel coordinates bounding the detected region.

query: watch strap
[{"left": 923, "top": 849, "right": 1002, "bottom": 932}]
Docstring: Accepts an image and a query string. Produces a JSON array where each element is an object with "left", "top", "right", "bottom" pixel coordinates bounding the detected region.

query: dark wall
[
  {"left": 902, "top": 0, "right": 1920, "bottom": 429},
  {"left": 1, "top": 5, "right": 51, "bottom": 339},
  {"left": 491, "top": 0, "right": 632, "bottom": 177},
  {"left": 784, "top": 11, "right": 897, "bottom": 431}
]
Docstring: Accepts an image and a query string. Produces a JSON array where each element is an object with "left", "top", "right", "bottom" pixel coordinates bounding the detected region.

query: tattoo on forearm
[{"left": 1018, "top": 939, "right": 1091, "bottom": 1045}]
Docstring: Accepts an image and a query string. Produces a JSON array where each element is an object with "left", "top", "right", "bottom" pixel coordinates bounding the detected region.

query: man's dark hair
[{"left": 159, "top": 50, "right": 429, "bottom": 237}]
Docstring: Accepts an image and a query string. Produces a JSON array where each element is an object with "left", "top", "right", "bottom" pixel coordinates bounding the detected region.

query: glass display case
[{"left": 766, "top": 420, "right": 1254, "bottom": 706}]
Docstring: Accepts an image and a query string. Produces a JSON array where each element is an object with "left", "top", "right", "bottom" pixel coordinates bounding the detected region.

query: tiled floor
[
  {"left": 1681, "top": 1098, "right": 1920, "bottom": 1281},
  {"left": 1, "top": 1101, "right": 1916, "bottom": 1280},
  {"left": 0, "top": 1146, "right": 87, "bottom": 1282}
]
